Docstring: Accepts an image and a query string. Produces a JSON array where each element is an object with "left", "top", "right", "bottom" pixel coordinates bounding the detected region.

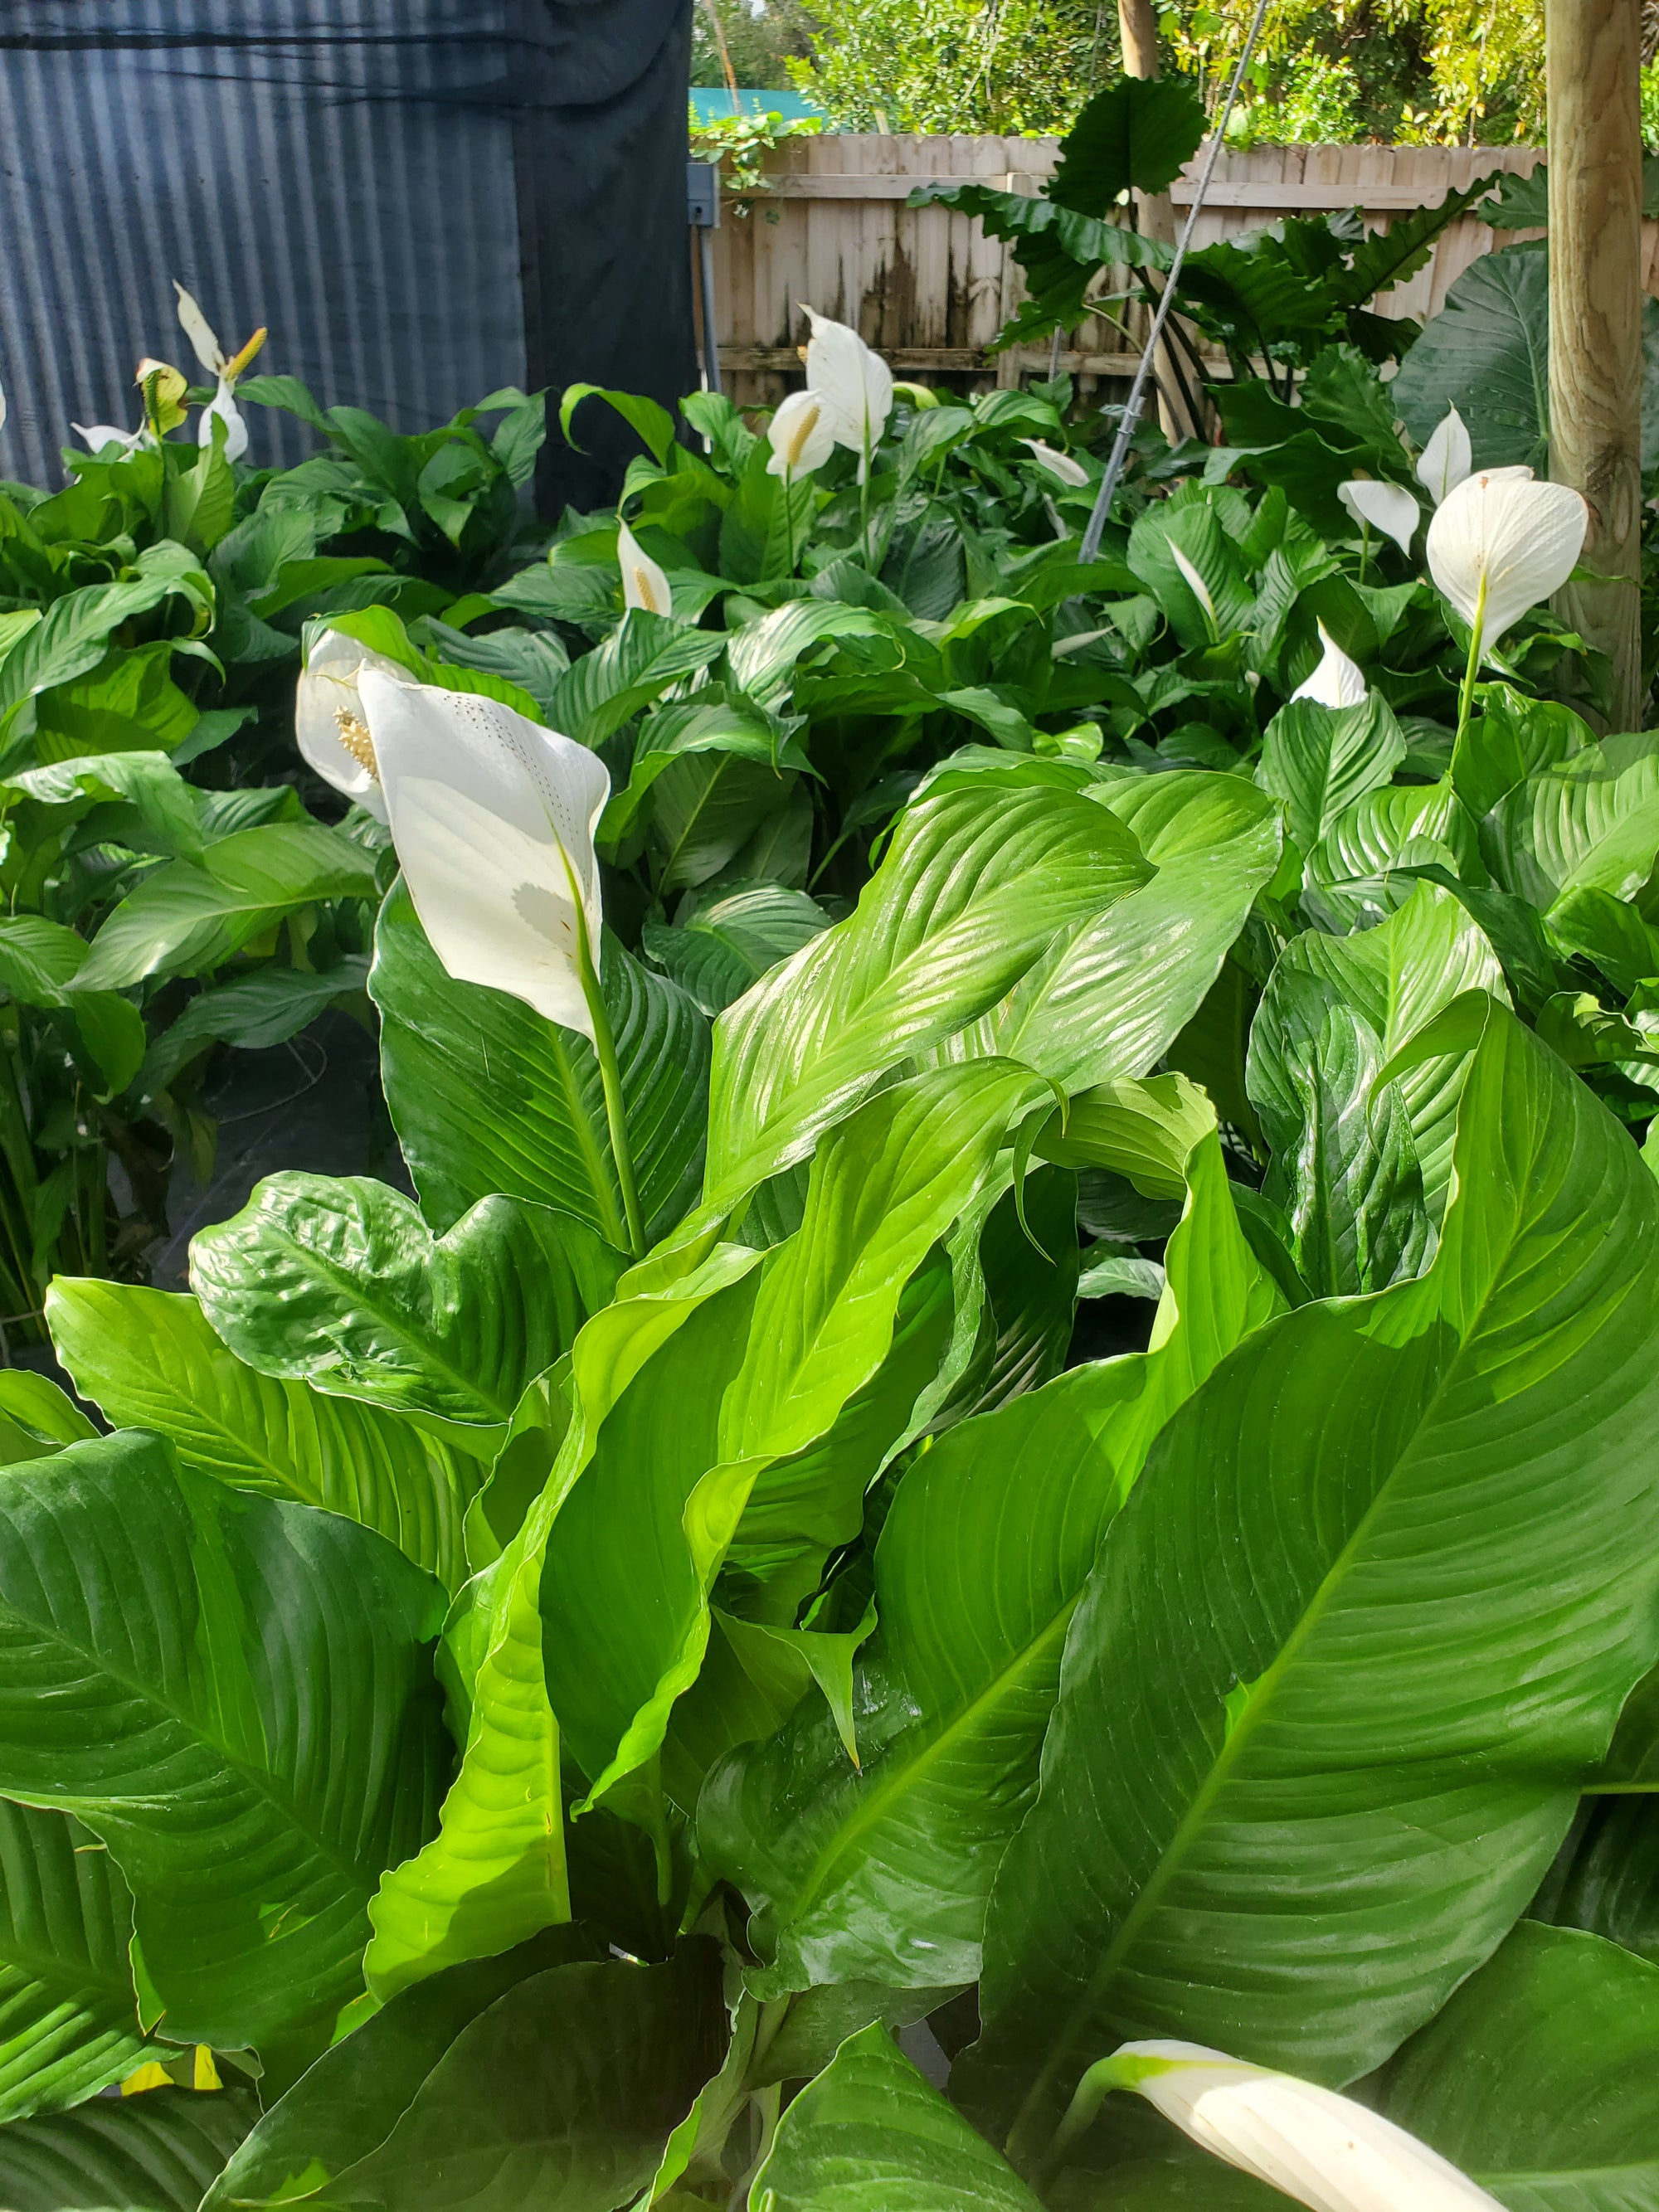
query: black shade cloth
[{"left": 0, "top": 0, "right": 695, "bottom": 512}]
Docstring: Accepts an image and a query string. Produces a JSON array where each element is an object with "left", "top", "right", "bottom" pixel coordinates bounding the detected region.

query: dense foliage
[
  {"left": 1, "top": 183, "right": 1658, "bottom": 2207},
  {"left": 0, "top": 324, "right": 548, "bottom": 1336}
]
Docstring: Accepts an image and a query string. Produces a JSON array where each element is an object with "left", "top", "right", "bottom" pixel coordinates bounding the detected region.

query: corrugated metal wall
[{"left": 0, "top": 2, "right": 530, "bottom": 486}]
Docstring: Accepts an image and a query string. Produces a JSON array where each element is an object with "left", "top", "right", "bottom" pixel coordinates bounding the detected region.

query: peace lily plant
[{"left": 6, "top": 182, "right": 1659, "bottom": 2210}]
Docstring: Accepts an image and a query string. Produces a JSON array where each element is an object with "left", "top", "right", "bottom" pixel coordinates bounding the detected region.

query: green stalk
[
  {"left": 575, "top": 924, "right": 645, "bottom": 1262},
  {"left": 1359, "top": 518, "right": 1370, "bottom": 585},
  {"left": 859, "top": 408, "right": 873, "bottom": 571},
  {"left": 1455, "top": 572, "right": 1488, "bottom": 751}
]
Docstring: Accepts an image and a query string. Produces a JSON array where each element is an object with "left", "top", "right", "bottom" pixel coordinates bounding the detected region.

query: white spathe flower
[
  {"left": 173, "top": 281, "right": 265, "bottom": 463},
  {"left": 802, "top": 305, "right": 893, "bottom": 459},
  {"left": 1336, "top": 478, "right": 1418, "bottom": 556},
  {"left": 1292, "top": 620, "right": 1368, "bottom": 707},
  {"left": 357, "top": 668, "right": 611, "bottom": 1042},
  {"left": 72, "top": 422, "right": 151, "bottom": 456},
  {"left": 767, "top": 389, "right": 836, "bottom": 479},
  {"left": 1416, "top": 406, "right": 1472, "bottom": 504},
  {"left": 616, "top": 518, "right": 674, "bottom": 618},
  {"left": 1020, "top": 438, "right": 1090, "bottom": 489},
  {"left": 1107, "top": 2042, "right": 1502, "bottom": 2212},
  {"left": 294, "top": 630, "right": 406, "bottom": 824},
  {"left": 1169, "top": 542, "right": 1218, "bottom": 630},
  {"left": 1425, "top": 467, "right": 1589, "bottom": 648}
]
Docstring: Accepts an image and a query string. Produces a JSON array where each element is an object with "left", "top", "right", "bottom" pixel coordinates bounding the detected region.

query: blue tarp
[
  {"left": 0, "top": 1, "right": 696, "bottom": 509},
  {"left": 689, "top": 85, "right": 824, "bottom": 124}
]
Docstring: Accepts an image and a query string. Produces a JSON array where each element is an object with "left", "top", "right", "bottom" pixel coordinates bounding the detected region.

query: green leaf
[
  {"left": 0, "top": 1800, "right": 158, "bottom": 2121},
  {"left": 1128, "top": 501, "right": 1254, "bottom": 649},
  {"left": 0, "top": 1374, "right": 97, "bottom": 1465},
  {"left": 544, "top": 1062, "right": 1044, "bottom": 1816},
  {"left": 74, "top": 823, "right": 377, "bottom": 990},
  {"left": 139, "top": 960, "right": 370, "bottom": 1094},
  {"left": 702, "top": 1111, "right": 1280, "bottom": 1998},
  {"left": 724, "top": 601, "right": 887, "bottom": 713},
  {"left": 1484, "top": 732, "right": 1659, "bottom": 917},
  {"left": 321, "top": 1943, "right": 726, "bottom": 2211},
  {"left": 1046, "top": 75, "right": 1208, "bottom": 212},
  {"left": 1246, "top": 882, "right": 1507, "bottom": 1293},
  {"left": 1303, "top": 775, "right": 1476, "bottom": 933},
  {"left": 0, "top": 2089, "right": 255, "bottom": 2212},
  {"left": 644, "top": 884, "right": 832, "bottom": 1018},
  {"left": 703, "top": 782, "right": 1153, "bottom": 1209},
  {"left": 46, "top": 1281, "right": 474, "bottom": 1591},
  {"left": 371, "top": 884, "right": 709, "bottom": 1247},
  {"left": 0, "top": 567, "right": 208, "bottom": 731},
  {"left": 964, "top": 1005, "right": 1659, "bottom": 2161},
  {"left": 190, "top": 1176, "right": 625, "bottom": 1448},
  {"left": 558, "top": 383, "right": 677, "bottom": 466},
  {"left": 1257, "top": 693, "right": 1408, "bottom": 857},
  {"left": 751, "top": 2023, "right": 1044, "bottom": 2210},
  {"left": 2, "top": 751, "right": 205, "bottom": 861},
  {"left": 1391, "top": 242, "right": 1550, "bottom": 473},
  {"left": 202, "top": 1928, "right": 598, "bottom": 2210},
  {"left": 0, "top": 919, "right": 89, "bottom": 1007},
  {"left": 546, "top": 610, "right": 727, "bottom": 748},
  {"left": 1370, "top": 1921, "right": 1659, "bottom": 2210},
  {"left": 0, "top": 1431, "right": 446, "bottom": 2050},
  {"left": 964, "top": 770, "right": 1282, "bottom": 1096},
  {"left": 652, "top": 752, "right": 799, "bottom": 895},
  {"left": 364, "top": 1243, "right": 761, "bottom": 2000},
  {"left": 908, "top": 183, "right": 1166, "bottom": 345}
]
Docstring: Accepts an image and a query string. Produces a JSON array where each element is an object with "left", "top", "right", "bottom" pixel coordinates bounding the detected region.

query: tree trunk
[{"left": 1548, "top": 0, "right": 1645, "bottom": 729}]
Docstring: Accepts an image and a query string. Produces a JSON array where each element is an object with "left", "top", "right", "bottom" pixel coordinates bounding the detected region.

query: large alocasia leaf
[
  {"left": 703, "top": 783, "right": 1153, "bottom": 1208},
  {"left": 47, "top": 1282, "right": 474, "bottom": 1592},
  {"left": 371, "top": 884, "right": 709, "bottom": 1248},
  {"left": 0, "top": 2088, "right": 256, "bottom": 2212},
  {"left": 0, "top": 1799, "right": 157, "bottom": 2122},
  {"left": 1246, "top": 882, "right": 1507, "bottom": 1295},
  {"left": 0, "top": 1432, "right": 447, "bottom": 2053},
  {"left": 314, "top": 1944, "right": 724, "bottom": 2212},
  {"left": 700, "top": 1100, "right": 1280, "bottom": 1999},
  {"left": 963, "top": 1004, "right": 1659, "bottom": 2166},
  {"left": 1370, "top": 1921, "right": 1659, "bottom": 2210},
  {"left": 751, "top": 2024, "right": 1043, "bottom": 2211},
  {"left": 189, "top": 1176, "right": 625, "bottom": 1453}
]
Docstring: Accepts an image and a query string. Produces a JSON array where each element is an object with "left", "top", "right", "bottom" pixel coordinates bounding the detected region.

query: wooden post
[
  {"left": 1548, "top": 0, "right": 1644, "bottom": 729},
  {"left": 1116, "top": 0, "right": 1202, "bottom": 443}
]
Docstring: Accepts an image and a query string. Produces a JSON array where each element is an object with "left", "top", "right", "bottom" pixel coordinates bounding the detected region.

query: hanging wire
[{"left": 1078, "top": 0, "right": 1276, "bottom": 564}]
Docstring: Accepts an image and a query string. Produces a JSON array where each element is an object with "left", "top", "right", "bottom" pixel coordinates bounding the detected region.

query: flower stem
[
  {"left": 577, "top": 936, "right": 645, "bottom": 1260},
  {"left": 1455, "top": 573, "right": 1487, "bottom": 751},
  {"left": 1359, "top": 519, "right": 1370, "bottom": 585},
  {"left": 859, "top": 412, "right": 873, "bottom": 571}
]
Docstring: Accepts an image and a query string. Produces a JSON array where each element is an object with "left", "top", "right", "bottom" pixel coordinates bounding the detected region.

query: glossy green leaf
[
  {"left": 967, "top": 771, "right": 1279, "bottom": 1097},
  {"left": 364, "top": 1244, "right": 764, "bottom": 1999},
  {"left": 1246, "top": 882, "right": 1506, "bottom": 1293},
  {"left": 703, "top": 783, "right": 1152, "bottom": 1208},
  {"left": 1257, "top": 694, "right": 1407, "bottom": 857},
  {"left": 0, "top": 566, "right": 208, "bottom": 730},
  {"left": 545, "top": 1062, "right": 1044, "bottom": 1816},
  {"left": 1045, "top": 74, "right": 1208, "bottom": 211},
  {"left": 1485, "top": 732, "right": 1659, "bottom": 917},
  {"left": 652, "top": 752, "right": 799, "bottom": 894},
  {"left": 0, "top": 2088, "right": 255, "bottom": 2212},
  {"left": 702, "top": 1111, "right": 1280, "bottom": 1998},
  {"left": 190, "top": 1175, "right": 625, "bottom": 1449},
  {"left": 74, "top": 824, "right": 377, "bottom": 990},
  {"left": 965, "top": 1006, "right": 1659, "bottom": 2163},
  {"left": 371, "top": 883, "right": 709, "bottom": 1247},
  {"left": 0, "top": 1431, "right": 447, "bottom": 2051},
  {"left": 0, "top": 1375, "right": 97, "bottom": 1466},
  {"left": 1371, "top": 1922, "right": 1659, "bottom": 2211},
  {"left": 645, "top": 884, "right": 833, "bottom": 1018},
  {"left": 0, "top": 1800, "right": 157, "bottom": 2122},
  {"left": 331, "top": 1944, "right": 725, "bottom": 2212},
  {"left": 203, "top": 1928, "right": 598, "bottom": 2210},
  {"left": 751, "top": 2023, "right": 1043, "bottom": 2211},
  {"left": 47, "top": 1281, "right": 474, "bottom": 1592},
  {"left": 547, "top": 610, "right": 727, "bottom": 748}
]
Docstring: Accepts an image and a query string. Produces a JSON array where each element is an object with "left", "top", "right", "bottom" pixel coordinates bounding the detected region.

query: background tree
[
  {"left": 692, "top": 0, "right": 817, "bottom": 87},
  {"left": 785, "top": 0, "right": 1116, "bottom": 134}
]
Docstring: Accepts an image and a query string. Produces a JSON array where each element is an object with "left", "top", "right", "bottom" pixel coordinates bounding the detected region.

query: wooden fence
[{"left": 705, "top": 138, "right": 1571, "bottom": 411}]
